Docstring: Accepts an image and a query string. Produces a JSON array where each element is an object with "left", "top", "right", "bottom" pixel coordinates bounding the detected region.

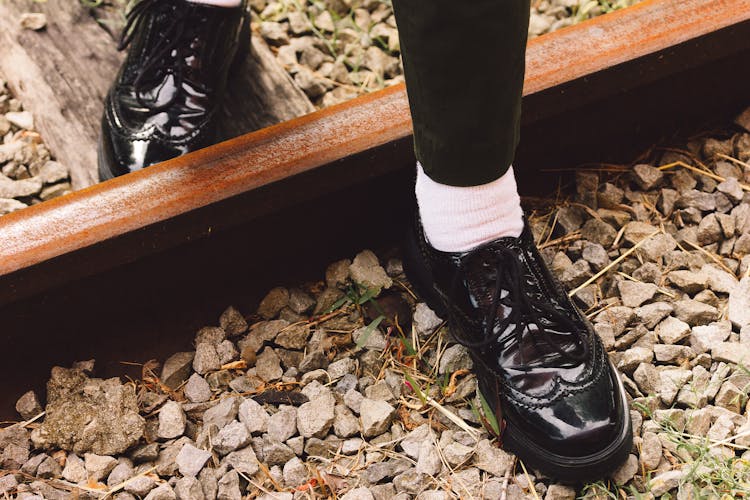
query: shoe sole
[{"left": 402, "top": 229, "right": 633, "bottom": 482}]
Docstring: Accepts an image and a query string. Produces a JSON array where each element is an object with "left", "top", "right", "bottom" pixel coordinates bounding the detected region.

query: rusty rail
[{"left": 1, "top": 0, "right": 750, "bottom": 304}]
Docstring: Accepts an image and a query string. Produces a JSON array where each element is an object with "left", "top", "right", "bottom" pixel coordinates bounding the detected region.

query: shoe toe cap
[{"left": 507, "top": 364, "right": 628, "bottom": 458}]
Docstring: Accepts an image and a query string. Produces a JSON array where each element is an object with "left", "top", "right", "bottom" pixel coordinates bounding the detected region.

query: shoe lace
[
  {"left": 118, "top": 0, "right": 196, "bottom": 112},
  {"left": 449, "top": 245, "right": 589, "bottom": 365}
]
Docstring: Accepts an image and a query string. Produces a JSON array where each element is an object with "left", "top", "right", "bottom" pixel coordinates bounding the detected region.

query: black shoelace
[
  {"left": 449, "top": 245, "right": 589, "bottom": 365},
  {"left": 118, "top": 0, "right": 194, "bottom": 112}
]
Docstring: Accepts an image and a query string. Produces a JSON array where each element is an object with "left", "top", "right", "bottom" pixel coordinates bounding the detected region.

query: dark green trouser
[{"left": 391, "top": 0, "right": 531, "bottom": 187}]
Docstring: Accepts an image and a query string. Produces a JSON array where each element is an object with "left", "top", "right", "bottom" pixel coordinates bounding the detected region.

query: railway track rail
[{"left": 1, "top": 0, "right": 750, "bottom": 419}]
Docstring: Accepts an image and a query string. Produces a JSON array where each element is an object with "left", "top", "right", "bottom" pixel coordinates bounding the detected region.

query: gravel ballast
[
  {"left": 0, "top": 76, "right": 72, "bottom": 218},
  {"left": 254, "top": 0, "right": 643, "bottom": 108}
]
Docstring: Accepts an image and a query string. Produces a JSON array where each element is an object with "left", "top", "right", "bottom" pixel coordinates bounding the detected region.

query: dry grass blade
[
  {"left": 518, "top": 459, "right": 541, "bottom": 500},
  {"left": 681, "top": 240, "right": 737, "bottom": 277},
  {"left": 659, "top": 160, "right": 750, "bottom": 191}
]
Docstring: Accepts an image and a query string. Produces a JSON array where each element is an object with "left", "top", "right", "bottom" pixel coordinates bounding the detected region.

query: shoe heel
[{"left": 402, "top": 225, "right": 449, "bottom": 319}]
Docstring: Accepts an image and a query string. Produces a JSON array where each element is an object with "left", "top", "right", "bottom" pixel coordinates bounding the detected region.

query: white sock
[
  {"left": 415, "top": 162, "right": 524, "bottom": 252},
  {"left": 186, "top": 0, "right": 242, "bottom": 6}
]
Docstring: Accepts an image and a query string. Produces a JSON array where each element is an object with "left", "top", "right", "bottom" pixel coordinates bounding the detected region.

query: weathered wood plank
[
  {"left": 0, "top": 1, "right": 122, "bottom": 189},
  {"left": 0, "top": 1, "right": 314, "bottom": 189}
]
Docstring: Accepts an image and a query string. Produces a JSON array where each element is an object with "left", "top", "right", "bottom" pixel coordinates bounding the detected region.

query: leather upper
[
  {"left": 100, "top": 0, "right": 247, "bottom": 177},
  {"left": 409, "top": 220, "right": 622, "bottom": 457}
]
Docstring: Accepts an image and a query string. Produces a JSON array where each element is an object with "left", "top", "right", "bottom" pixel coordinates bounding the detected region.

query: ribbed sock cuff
[{"left": 415, "top": 162, "right": 524, "bottom": 252}]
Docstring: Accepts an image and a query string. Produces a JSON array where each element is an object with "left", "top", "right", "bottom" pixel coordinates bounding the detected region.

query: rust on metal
[{"left": 1, "top": 0, "right": 750, "bottom": 303}]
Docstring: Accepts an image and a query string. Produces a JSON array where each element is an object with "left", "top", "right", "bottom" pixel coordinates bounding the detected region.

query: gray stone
[
  {"left": 144, "top": 483, "right": 176, "bottom": 500},
  {"left": 62, "top": 453, "right": 86, "bottom": 483},
  {"left": 673, "top": 299, "right": 719, "bottom": 326},
  {"left": 438, "top": 344, "right": 473, "bottom": 374},
  {"left": 702, "top": 264, "right": 738, "bottom": 294},
  {"left": 393, "top": 469, "right": 429, "bottom": 494},
  {"left": 341, "top": 487, "right": 375, "bottom": 500},
  {"left": 415, "top": 440, "right": 441, "bottom": 476},
  {"left": 203, "top": 396, "right": 240, "bottom": 430},
  {"left": 639, "top": 431, "right": 662, "bottom": 471},
  {"left": 413, "top": 303, "right": 443, "bottom": 336},
  {"left": 712, "top": 342, "right": 750, "bottom": 365},
  {"left": 215, "top": 340, "right": 238, "bottom": 365},
  {"left": 283, "top": 457, "right": 308, "bottom": 488},
  {"left": 697, "top": 213, "right": 722, "bottom": 244},
  {"left": 175, "top": 477, "right": 205, "bottom": 500},
  {"left": 617, "top": 347, "right": 654, "bottom": 373},
  {"left": 158, "top": 401, "right": 186, "bottom": 439},
  {"left": 261, "top": 439, "right": 295, "bottom": 466},
  {"left": 193, "top": 343, "right": 221, "bottom": 375},
  {"left": 160, "top": 352, "right": 195, "bottom": 390},
  {"left": 0, "top": 197, "right": 27, "bottom": 215},
  {"left": 219, "top": 306, "right": 248, "bottom": 337},
  {"left": 691, "top": 321, "right": 731, "bottom": 353},
  {"left": 195, "top": 326, "right": 226, "bottom": 346},
  {"left": 635, "top": 302, "right": 673, "bottom": 329},
  {"left": 729, "top": 277, "right": 750, "bottom": 329},
  {"left": 473, "top": 439, "right": 514, "bottom": 477},
  {"left": 648, "top": 470, "right": 684, "bottom": 497},
  {"left": 655, "top": 316, "right": 691, "bottom": 345},
  {"left": 213, "top": 421, "right": 250, "bottom": 455},
  {"left": 623, "top": 221, "right": 658, "bottom": 245},
  {"left": 658, "top": 368, "right": 692, "bottom": 405},
  {"left": 327, "top": 357, "right": 356, "bottom": 380},
  {"left": 632, "top": 164, "right": 664, "bottom": 190},
  {"left": 559, "top": 259, "right": 591, "bottom": 288},
  {"left": 275, "top": 323, "right": 310, "bottom": 350},
  {"left": 107, "top": 461, "right": 134, "bottom": 487},
  {"left": 618, "top": 280, "right": 658, "bottom": 308},
  {"left": 252, "top": 348, "right": 281, "bottom": 383},
  {"left": 595, "top": 306, "right": 634, "bottom": 336},
  {"left": 582, "top": 242, "right": 610, "bottom": 271},
  {"left": 14, "top": 390, "right": 42, "bottom": 421},
  {"left": 184, "top": 374, "right": 212, "bottom": 403},
  {"left": 267, "top": 405, "right": 297, "bottom": 442},
  {"left": 344, "top": 388, "right": 364, "bottom": 414},
  {"left": 31, "top": 368, "right": 144, "bottom": 455},
  {"left": 0, "top": 475, "right": 18, "bottom": 495},
  {"left": 84, "top": 453, "right": 117, "bottom": 482},
  {"left": 676, "top": 190, "right": 716, "bottom": 211},
  {"left": 238, "top": 398, "right": 270, "bottom": 435},
  {"left": 176, "top": 443, "right": 211, "bottom": 477},
  {"left": 715, "top": 381, "right": 745, "bottom": 413},
  {"left": 333, "top": 404, "right": 360, "bottom": 438},
  {"left": 666, "top": 270, "right": 707, "bottom": 294},
  {"left": 257, "top": 287, "right": 289, "bottom": 319},
  {"left": 224, "top": 446, "right": 259, "bottom": 475},
  {"left": 359, "top": 399, "right": 395, "bottom": 438},
  {"left": 125, "top": 475, "right": 157, "bottom": 497},
  {"left": 21, "top": 453, "right": 48, "bottom": 476},
  {"left": 0, "top": 174, "right": 41, "bottom": 198},
  {"left": 633, "top": 363, "right": 660, "bottom": 394},
  {"left": 610, "top": 454, "right": 638, "bottom": 486},
  {"left": 441, "top": 441, "right": 473, "bottom": 467},
  {"left": 545, "top": 484, "right": 576, "bottom": 500},
  {"left": 654, "top": 344, "right": 695, "bottom": 364},
  {"left": 349, "top": 250, "right": 392, "bottom": 291},
  {"left": 297, "top": 390, "right": 335, "bottom": 438}
]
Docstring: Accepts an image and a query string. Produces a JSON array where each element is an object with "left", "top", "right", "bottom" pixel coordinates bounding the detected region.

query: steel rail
[{"left": 0, "top": 0, "right": 749, "bottom": 305}]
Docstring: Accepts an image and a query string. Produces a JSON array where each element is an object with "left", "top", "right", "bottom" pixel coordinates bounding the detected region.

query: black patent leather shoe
[
  {"left": 99, "top": 0, "right": 249, "bottom": 179},
  {"left": 403, "top": 217, "right": 632, "bottom": 481}
]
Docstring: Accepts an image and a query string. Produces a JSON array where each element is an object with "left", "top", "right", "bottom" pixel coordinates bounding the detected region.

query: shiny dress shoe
[
  {"left": 99, "top": 0, "right": 249, "bottom": 179},
  {"left": 403, "top": 217, "right": 632, "bottom": 481}
]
